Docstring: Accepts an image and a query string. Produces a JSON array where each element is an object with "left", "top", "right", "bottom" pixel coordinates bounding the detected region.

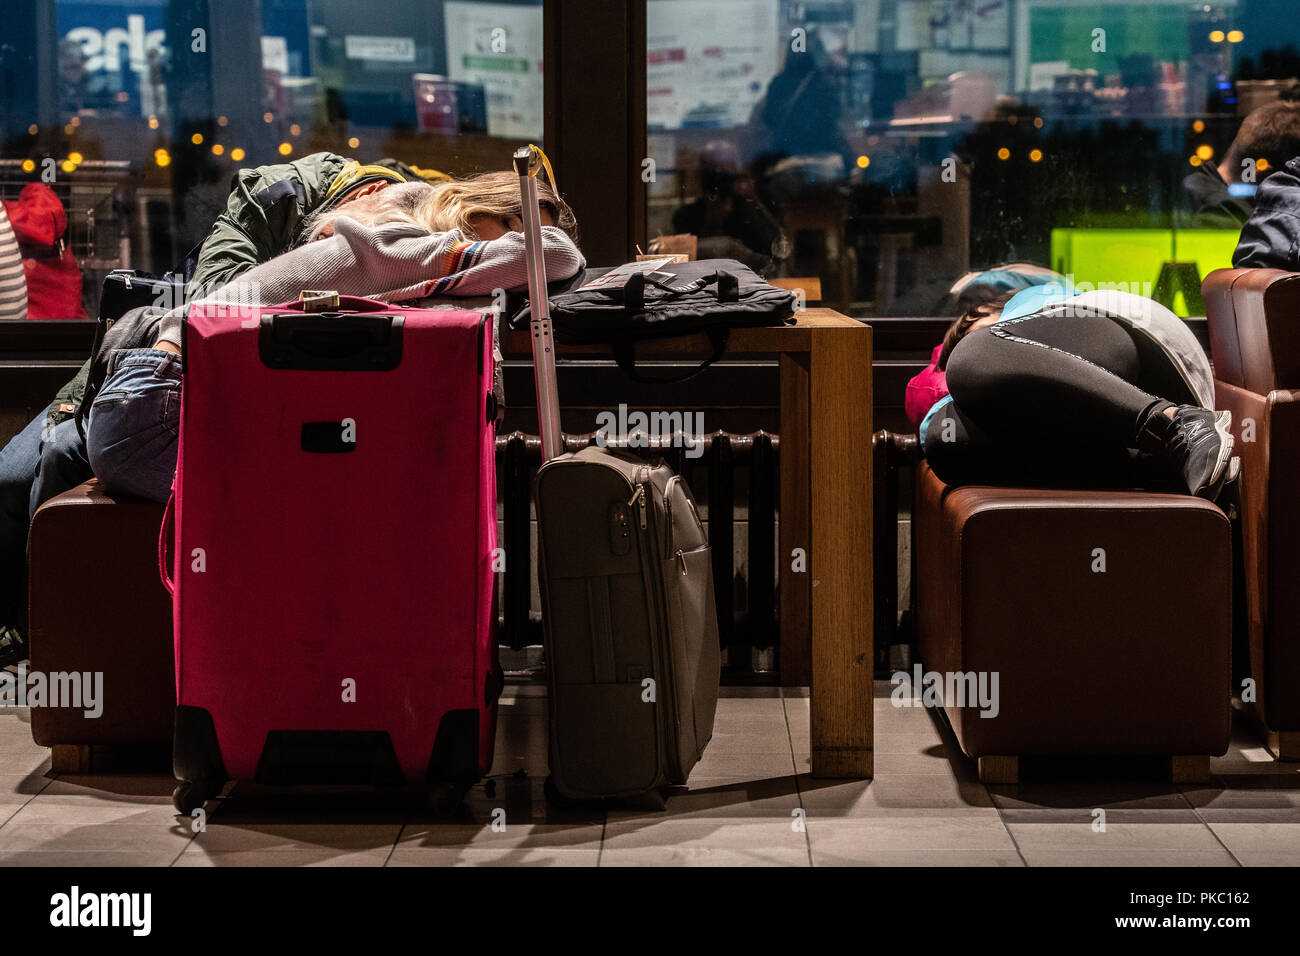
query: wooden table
[{"left": 502, "top": 308, "right": 873, "bottom": 778}]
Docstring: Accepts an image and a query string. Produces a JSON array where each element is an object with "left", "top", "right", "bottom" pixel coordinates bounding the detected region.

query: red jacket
[
  {"left": 3, "top": 183, "right": 85, "bottom": 320},
  {"left": 905, "top": 345, "right": 948, "bottom": 429}
]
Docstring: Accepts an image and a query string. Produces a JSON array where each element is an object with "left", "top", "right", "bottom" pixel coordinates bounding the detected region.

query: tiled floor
[{"left": 0, "top": 681, "right": 1297, "bottom": 866}]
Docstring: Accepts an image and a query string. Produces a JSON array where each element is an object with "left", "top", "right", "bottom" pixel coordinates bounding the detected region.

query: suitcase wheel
[
  {"left": 172, "top": 778, "right": 221, "bottom": 815},
  {"left": 620, "top": 789, "right": 667, "bottom": 813},
  {"left": 543, "top": 775, "right": 668, "bottom": 812},
  {"left": 426, "top": 779, "right": 471, "bottom": 818},
  {"left": 543, "top": 774, "right": 577, "bottom": 809}
]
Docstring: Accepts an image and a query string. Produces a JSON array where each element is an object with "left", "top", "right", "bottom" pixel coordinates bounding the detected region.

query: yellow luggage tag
[{"left": 523, "top": 144, "right": 558, "bottom": 192}]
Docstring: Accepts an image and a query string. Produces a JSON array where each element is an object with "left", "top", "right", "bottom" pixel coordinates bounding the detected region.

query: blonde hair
[{"left": 301, "top": 170, "right": 578, "bottom": 245}]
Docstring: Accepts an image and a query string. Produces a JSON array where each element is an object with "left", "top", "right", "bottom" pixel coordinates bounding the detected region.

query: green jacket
[
  {"left": 50, "top": 152, "right": 389, "bottom": 430},
  {"left": 187, "top": 151, "right": 351, "bottom": 295}
]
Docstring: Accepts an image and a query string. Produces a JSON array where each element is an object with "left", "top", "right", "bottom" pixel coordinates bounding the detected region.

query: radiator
[{"left": 494, "top": 430, "right": 780, "bottom": 676}]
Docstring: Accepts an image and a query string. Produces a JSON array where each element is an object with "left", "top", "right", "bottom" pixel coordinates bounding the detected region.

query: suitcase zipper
[
  {"left": 663, "top": 482, "right": 674, "bottom": 553},
  {"left": 662, "top": 474, "right": 709, "bottom": 782},
  {"left": 628, "top": 471, "right": 648, "bottom": 529},
  {"left": 664, "top": 474, "right": 705, "bottom": 534},
  {"left": 632, "top": 463, "right": 678, "bottom": 783}
]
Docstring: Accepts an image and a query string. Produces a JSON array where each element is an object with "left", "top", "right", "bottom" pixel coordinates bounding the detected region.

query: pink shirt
[{"left": 905, "top": 345, "right": 948, "bottom": 429}]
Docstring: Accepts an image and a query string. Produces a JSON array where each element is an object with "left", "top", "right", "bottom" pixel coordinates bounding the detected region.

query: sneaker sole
[{"left": 1201, "top": 410, "right": 1236, "bottom": 501}]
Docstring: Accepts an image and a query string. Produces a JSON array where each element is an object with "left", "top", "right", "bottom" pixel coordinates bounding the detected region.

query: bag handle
[
  {"left": 271, "top": 294, "right": 391, "bottom": 313},
  {"left": 612, "top": 326, "right": 729, "bottom": 385},
  {"left": 622, "top": 270, "right": 739, "bottom": 314},
  {"left": 158, "top": 489, "right": 176, "bottom": 596}
]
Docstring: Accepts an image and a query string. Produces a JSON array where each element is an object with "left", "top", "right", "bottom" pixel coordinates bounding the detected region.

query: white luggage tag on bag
[{"left": 576, "top": 257, "right": 678, "bottom": 292}]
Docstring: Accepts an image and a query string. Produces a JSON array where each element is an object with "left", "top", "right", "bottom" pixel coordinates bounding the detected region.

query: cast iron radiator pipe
[{"left": 494, "top": 430, "right": 780, "bottom": 677}]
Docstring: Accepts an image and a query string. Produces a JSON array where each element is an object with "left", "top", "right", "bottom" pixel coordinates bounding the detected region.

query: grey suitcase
[{"left": 514, "top": 147, "right": 720, "bottom": 804}]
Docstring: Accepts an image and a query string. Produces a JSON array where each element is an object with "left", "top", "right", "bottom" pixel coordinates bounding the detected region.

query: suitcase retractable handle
[{"left": 515, "top": 146, "right": 564, "bottom": 463}]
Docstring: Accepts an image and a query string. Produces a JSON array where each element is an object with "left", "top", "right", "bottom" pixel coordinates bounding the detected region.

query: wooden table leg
[
  {"left": 807, "top": 325, "right": 874, "bottom": 778},
  {"left": 778, "top": 352, "right": 811, "bottom": 687}
]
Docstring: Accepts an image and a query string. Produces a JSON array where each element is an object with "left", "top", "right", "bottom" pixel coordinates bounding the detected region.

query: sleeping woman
[
  {"left": 83, "top": 170, "right": 585, "bottom": 503},
  {"left": 920, "top": 285, "right": 1237, "bottom": 500}
]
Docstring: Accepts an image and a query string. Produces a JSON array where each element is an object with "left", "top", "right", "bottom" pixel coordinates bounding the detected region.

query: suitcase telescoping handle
[{"left": 514, "top": 146, "right": 564, "bottom": 463}]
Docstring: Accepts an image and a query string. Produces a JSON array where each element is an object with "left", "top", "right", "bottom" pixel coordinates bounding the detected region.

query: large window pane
[
  {"left": 646, "top": 0, "right": 1290, "bottom": 318},
  {"left": 0, "top": 0, "right": 543, "bottom": 320}
]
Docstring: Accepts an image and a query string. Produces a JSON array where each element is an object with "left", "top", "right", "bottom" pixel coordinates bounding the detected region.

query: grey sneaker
[{"left": 1138, "top": 405, "right": 1235, "bottom": 500}]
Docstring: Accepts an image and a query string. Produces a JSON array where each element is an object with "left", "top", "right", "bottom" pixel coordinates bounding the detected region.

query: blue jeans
[
  {"left": 86, "top": 349, "right": 182, "bottom": 504},
  {"left": 0, "top": 413, "right": 92, "bottom": 628}
]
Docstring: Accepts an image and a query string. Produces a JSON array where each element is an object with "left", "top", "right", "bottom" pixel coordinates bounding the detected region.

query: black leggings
[{"left": 922, "top": 312, "right": 1188, "bottom": 489}]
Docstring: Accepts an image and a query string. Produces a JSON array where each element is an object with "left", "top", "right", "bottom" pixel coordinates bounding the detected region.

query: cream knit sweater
[{"left": 156, "top": 217, "right": 586, "bottom": 348}]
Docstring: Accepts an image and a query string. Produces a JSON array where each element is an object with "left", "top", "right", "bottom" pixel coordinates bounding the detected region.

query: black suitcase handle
[{"left": 258, "top": 313, "right": 405, "bottom": 371}]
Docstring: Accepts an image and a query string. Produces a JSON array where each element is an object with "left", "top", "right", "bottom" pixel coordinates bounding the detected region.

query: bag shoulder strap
[{"left": 612, "top": 326, "right": 729, "bottom": 384}]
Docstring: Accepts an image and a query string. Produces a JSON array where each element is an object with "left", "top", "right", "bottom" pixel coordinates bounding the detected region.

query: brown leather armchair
[
  {"left": 913, "top": 462, "right": 1231, "bottom": 783},
  {"left": 27, "top": 480, "right": 174, "bottom": 770},
  {"left": 1203, "top": 268, "right": 1300, "bottom": 759}
]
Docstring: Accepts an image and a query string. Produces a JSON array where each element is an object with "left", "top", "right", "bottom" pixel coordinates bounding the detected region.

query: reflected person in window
[
  {"left": 670, "top": 141, "right": 788, "bottom": 275},
  {"left": 1185, "top": 98, "right": 1300, "bottom": 228}
]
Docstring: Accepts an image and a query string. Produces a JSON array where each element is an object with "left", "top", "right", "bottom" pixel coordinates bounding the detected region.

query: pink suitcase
[{"left": 163, "top": 294, "right": 500, "bottom": 813}]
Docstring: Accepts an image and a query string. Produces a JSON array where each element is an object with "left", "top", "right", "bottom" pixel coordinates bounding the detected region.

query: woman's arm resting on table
[{"left": 153, "top": 218, "right": 586, "bottom": 348}]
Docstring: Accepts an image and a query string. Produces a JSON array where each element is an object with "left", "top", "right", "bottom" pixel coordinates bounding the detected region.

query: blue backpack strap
[{"left": 918, "top": 394, "right": 955, "bottom": 449}]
